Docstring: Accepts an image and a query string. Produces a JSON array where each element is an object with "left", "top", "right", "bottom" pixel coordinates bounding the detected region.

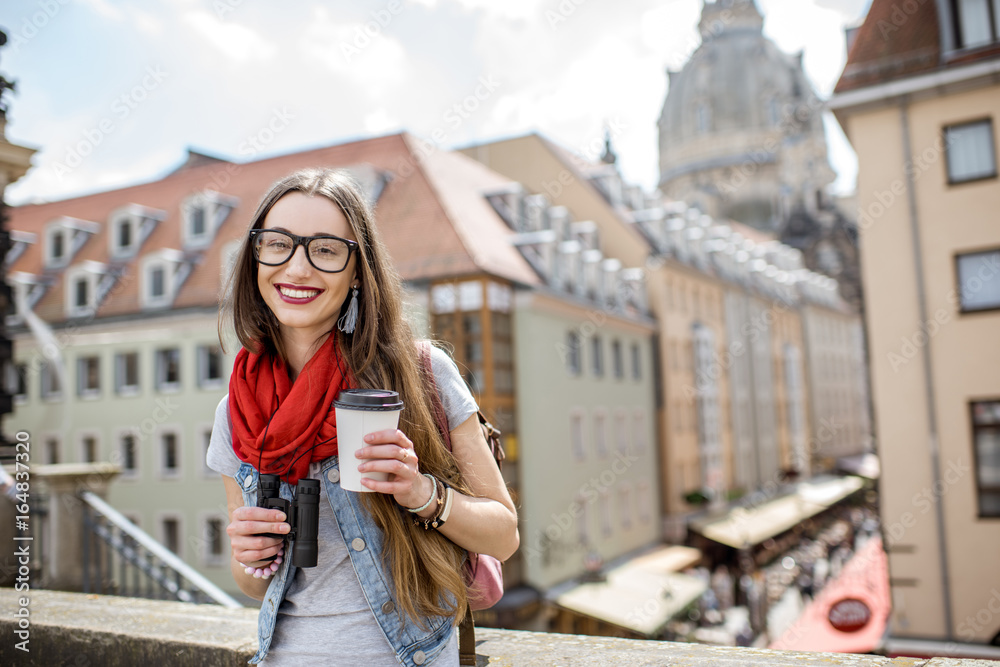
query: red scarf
[{"left": 229, "top": 333, "right": 353, "bottom": 485}]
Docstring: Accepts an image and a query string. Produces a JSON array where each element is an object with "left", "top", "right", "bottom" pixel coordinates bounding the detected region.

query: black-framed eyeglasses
[{"left": 249, "top": 229, "right": 359, "bottom": 274}]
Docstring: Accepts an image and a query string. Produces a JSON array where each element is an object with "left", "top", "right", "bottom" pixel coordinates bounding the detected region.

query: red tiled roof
[
  {"left": 834, "top": 0, "right": 942, "bottom": 93},
  {"left": 7, "top": 133, "right": 538, "bottom": 324}
]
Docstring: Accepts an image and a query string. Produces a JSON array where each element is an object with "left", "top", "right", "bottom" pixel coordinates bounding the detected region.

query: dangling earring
[{"left": 338, "top": 287, "right": 359, "bottom": 334}]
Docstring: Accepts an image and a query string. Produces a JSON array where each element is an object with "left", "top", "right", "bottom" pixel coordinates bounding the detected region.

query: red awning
[{"left": 769, "top": 535, "right": 890, "bottom": 653}]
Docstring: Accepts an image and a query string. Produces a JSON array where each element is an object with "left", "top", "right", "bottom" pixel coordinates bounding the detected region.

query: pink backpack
[{"left": 416, "top": 341, "right": 505, "bottom": 610}]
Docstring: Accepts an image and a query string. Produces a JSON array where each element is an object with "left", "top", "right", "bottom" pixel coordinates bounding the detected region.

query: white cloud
[
  {"left": 363, "top": 108, "right": 402, "bottom": 135},
  {"left": 77, "top": 0, "right": 125, "bottom": 22},
  {"left": 182, "top": 10, "right": 277, "bottom": 63}
]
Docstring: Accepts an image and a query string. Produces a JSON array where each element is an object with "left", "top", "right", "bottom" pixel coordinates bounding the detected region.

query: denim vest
[{"left": 235, "top": 457, "right": 456, "bottom": 666}]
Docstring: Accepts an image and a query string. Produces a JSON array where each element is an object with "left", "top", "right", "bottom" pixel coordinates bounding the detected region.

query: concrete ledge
[
  {"left": 0, "top": 589, "right": 258, "bottom": 666},
  {"left": 2, "top": 590, "right": 997, "bottom": 666}
]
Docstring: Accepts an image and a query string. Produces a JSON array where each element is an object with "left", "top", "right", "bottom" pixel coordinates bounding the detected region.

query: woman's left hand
[{"left": 355, "top": 429, "right": 435, "bottom": 510}]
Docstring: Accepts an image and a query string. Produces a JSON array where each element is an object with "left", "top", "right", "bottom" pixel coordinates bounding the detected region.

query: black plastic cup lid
[{"left": 334, "top": 389, "right": 404, "bottom": 411}]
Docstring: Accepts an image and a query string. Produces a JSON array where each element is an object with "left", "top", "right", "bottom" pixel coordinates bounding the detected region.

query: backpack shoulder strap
[{"left": 417, "top": 340, "right": 452, "bottom": 452}]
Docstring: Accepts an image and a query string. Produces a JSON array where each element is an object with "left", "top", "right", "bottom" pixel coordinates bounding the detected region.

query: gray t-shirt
[{"left": 207, "top": 345, "right": 477, "bottom": 666}]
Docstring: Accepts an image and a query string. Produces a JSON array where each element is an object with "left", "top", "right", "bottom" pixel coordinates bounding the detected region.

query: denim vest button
[
  {"left": 381, "top": 600, "right": 395, "bottom": 614},
  {"left": 327, "top": 468, "right": 340, "bottom": 483},
  {"left": 351, "top": 538, "right": 366, "bottom": 551},
  {"left": 413, "top": 650, "right": 426, "bottom": 665},
  {"left": 243, "top": 475, "right": 253, "bottom": 489}
]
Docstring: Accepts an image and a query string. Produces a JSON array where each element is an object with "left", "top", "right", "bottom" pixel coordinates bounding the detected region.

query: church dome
[{"left": 657, "top": 0, "right": 833, "bottom": 230}]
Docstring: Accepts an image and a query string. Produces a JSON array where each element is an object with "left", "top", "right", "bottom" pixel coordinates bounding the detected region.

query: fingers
[
  {"left": 359, "top": 429, "right": 412, "bottom": 451},
  {"left": 227, "top": 506, "right": 289, "bottom": 564}
]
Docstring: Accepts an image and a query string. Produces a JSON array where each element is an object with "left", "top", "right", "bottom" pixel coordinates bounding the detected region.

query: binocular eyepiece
[{"left": 256, "top": 474, "right": 320, "bottom": 568}]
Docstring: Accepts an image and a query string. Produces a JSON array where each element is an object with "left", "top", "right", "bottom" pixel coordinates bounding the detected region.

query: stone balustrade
[{"left": 2, "top": 589, "right": 998, "bottom": 666}]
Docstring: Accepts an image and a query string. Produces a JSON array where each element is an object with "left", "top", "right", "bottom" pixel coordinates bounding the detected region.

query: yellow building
[{"left": 831, "top": 0, "right": 1000, "bottom": 656}]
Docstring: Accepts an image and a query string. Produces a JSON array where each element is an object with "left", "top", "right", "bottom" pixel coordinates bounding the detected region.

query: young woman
[{"left": 206, "top": 168, "right": 519, "bottom": 666}]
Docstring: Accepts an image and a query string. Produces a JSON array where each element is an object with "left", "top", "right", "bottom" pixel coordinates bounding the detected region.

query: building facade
[
  {"left": 4, "top": 134, "right": 664, "bottom": 624},
  {"left": 461, "top": 133, "right": 870, "bottom": 542},
  {"left": 831, "top": 0, "right": 1000, "bottom": 654}
]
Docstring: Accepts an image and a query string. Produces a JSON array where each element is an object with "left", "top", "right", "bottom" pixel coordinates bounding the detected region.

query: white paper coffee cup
[{"left": 335, "top": 389, "right": 405, "bottom": 493}]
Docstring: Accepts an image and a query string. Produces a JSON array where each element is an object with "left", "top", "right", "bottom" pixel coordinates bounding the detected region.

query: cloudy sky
[{"left": 1, "top": 0, "right": 871, "bottom": 206}]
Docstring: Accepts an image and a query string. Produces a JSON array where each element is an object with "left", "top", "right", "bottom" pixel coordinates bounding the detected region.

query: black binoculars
[{"left": 256, "top": 474, "right": 320, "bottom": 568}]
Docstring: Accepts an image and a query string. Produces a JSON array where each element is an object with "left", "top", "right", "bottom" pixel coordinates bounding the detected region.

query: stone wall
[{"left": 1, "top": 589, "right": 997, "bottom": 666}]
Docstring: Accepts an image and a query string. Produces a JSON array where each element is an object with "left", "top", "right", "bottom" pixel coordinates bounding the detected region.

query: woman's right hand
[{"left": 226, "top": 506, "right": 289, "bottom": 566}]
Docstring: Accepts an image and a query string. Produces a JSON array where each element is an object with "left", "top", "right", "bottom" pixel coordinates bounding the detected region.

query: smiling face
[{"left": 256, "top": 192, "right": 358, "bottom": 347}]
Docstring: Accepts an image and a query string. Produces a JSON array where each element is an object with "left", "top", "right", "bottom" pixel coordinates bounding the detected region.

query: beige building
[
  {"left": 462, "top": 134, "right": 869, "bottom": 545},
  {"left": 831, "top": 0, "right": 1000, "bottom": 655}
]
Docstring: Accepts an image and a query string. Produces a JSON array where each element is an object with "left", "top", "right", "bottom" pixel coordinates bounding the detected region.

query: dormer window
[
  {"left": 64, "top": 262, "right": 110, "bottom": 318},
  {"left": 141, "top": 249, "right": 189, "bottom": 309},
  {"left": 7, "top": 272, "right": 46, "bottom": 324},
  {"left": 44, "top": 217, "right": 100, "bottom": 269},
  {"left": 182, "top": 191, "right": 238, "bottom": 249},
  {"left": 5, "top": 231, "right": 36, "bottom": 267},
  {"left": 108, "top": 204, "right": 165, "bottom": 259}
]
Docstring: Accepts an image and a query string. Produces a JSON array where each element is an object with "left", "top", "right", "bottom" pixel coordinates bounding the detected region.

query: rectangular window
[
  {"left": 566, "top": 330, "right": 581, "bottom": 376},
  {"left": 8, "top": 363, "right": 27, "bottom": 401},
  {"left": 81, "top": 435, "right": 97, "bottom": 463},
  {"left": 620, "top": 486, "right": 632, "bottom": 529},
  {"left": 151, "top": 266, "right": 165, "bottom": 299},
  {"left": 591, "top": 335, "right": 603, "bottom": 377},
  {"left": 612, "top": 339, "right": 623, "bottom": 379},
  {"left": 956, "top": 249, "right": 1000, "bottom": 312},
  {"left": 51, "top": 230, "right": 64, "bottom": 261},
  {"left": 77, "top": 356, "right": 100, "bottom": 397},
  {"left": 45, "top": 437, "right": 60, "bottom": 464},
  {"left": 633, "top": 410, "right": 646, "bottom": 453},
  {"left": 191, "top": 206, "right": 206, "bottom": 238},
  {"left": 615, "top": 410, "right": 629, "bottom": 455},
  {"left": 41, "top": 362, "right": 62, "bottom": 400},
  {"left": 600, "top": 490, "right": 612, "bottom": 537},
  {"left": 202, "top": 428, "right": 214, "bottom": 477},
  {"left": 945, "top": 120, "right": 997, "bottom": 184},
  {"left": 955, "top": 0, "right": 998, "bottom": 49},
  {"left": 74, "top": 277, "right": 89, "bottom": 309},
  {"left": 162, "top": 518, "right": 180, "bottom": 555},
  {"left": 972, "top": 400, "right": 1000, "bottom": 518},
  {"left": 117, "top": 219, "right": 132, "bottom": 250},
  {"left": 594, "top": 411, "right": 608, "bottom": 458},
  {"left": 162, "top": 432, "right": 179, "bottom": 476},
  {"left": 197, "top": 345, "right": 223, "bottom": 387},
  {"left": 206, "top": 517, "right": 224, "bottom": 560},
  {"left": 116, "top": 352, "right": 140, "bottom": 394},
  {"left": 571, "top": 412, "right": 585, "bottom": 461},
  {"left": 631, "top": 343, "right": 641, "bottom": 380},
  {"left": 121, "top": 433, "right": 137, "bottom": 476},
  {"left": 155, "top": 348, "right": 181, "bottom": 391}
]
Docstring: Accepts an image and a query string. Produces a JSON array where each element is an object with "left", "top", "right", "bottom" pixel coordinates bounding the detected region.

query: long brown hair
[{"left": 221, "top": 168, "right": 470, "bottom": 626}]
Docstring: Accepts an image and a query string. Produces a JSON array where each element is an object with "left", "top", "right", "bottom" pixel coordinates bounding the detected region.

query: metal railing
[{"left": 80, "top": 491, "right": 241, "bottom": 608}]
